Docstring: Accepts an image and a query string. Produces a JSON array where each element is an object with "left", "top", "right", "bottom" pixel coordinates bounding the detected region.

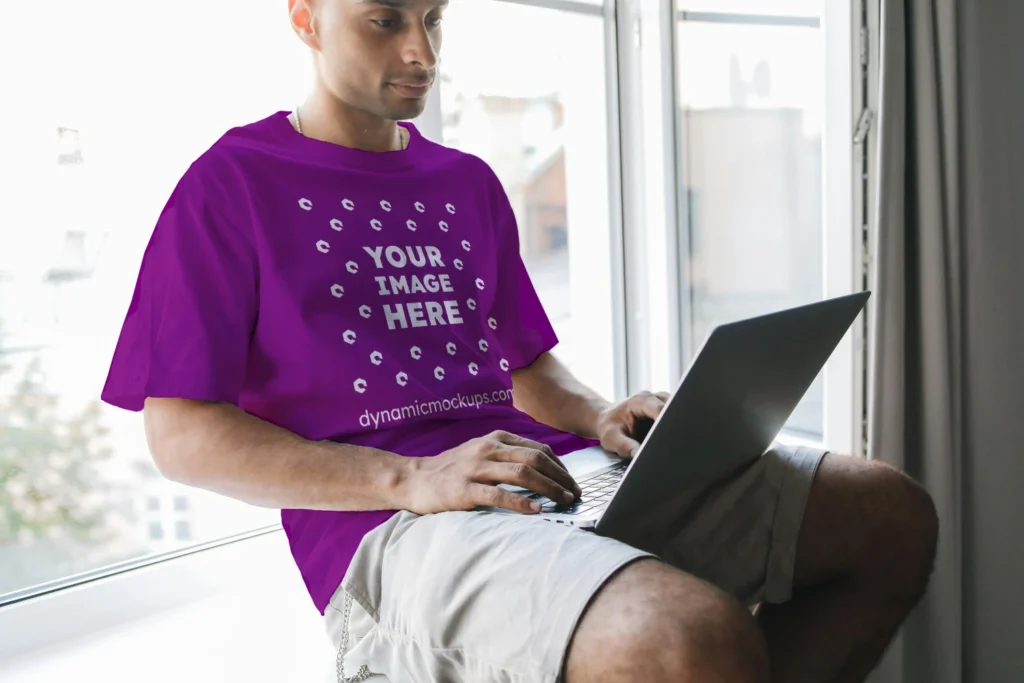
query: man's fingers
[
  {"left": 490, "top": 431, "right": 577, "bottom": 489},
  {"left": 606, "top": 431, "right": 641, "bottom": 459},
  {"left": 639, "top": 393, "right": 667, "bottom": 420},
  {"left": 493, "top": 431, "right": 563, "bottom": 467},
  {"left": 493, "top": 445, "right": 580, "bottom": 496},
  {"left": 477, "top": 461, "right": 575, "bottom": 504},
  {"left": 468, "top": 483, "right": 539, "bottom": 514},
  {"left": 655, "top": 391, "right": 671, "bottom": 402}
]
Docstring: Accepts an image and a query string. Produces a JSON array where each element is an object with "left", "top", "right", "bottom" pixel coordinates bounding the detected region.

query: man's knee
[
  {"left": 836, "top": 459, "right": 939, "bottom": 601},
  {"left": 881, "top": 465, "right": 939, "bottom": 598},
  {"left": 661, "top": 591, "right": 770, "bottom": 683},
  {"left": 803, "top": 455, "right": 939, "bottom": 599},
  {"left": 566, "top": 560, "right": 769, "bottom": 683}
]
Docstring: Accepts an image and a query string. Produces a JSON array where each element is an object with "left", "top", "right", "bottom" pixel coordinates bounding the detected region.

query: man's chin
[
  {"left": 378, "top": 91, "right": 428, "bottom": 120},
  {"left": 385, "top": 101, "right": 427, "bottom": 122}
]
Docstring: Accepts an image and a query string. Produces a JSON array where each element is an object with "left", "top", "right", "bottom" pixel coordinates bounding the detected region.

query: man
[{"left": 101, "top": 1, "right": 938, "bottom": 681}]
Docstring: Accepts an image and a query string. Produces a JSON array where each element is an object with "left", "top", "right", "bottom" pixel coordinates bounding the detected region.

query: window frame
[
  {"left": 616, "top": 0, "right": 868, "bottom": 454},
  {"left": 821, "top": 0, "right": 864, "bottom": 456}
]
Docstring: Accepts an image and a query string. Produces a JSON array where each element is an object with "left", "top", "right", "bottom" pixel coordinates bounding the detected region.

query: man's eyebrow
[{"left": 357, "top": 0, "right": 449, "bottom": 8}]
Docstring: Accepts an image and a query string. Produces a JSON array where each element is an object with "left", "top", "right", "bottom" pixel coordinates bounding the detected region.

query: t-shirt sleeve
[
  {"left": 487, "top": 174, "right": 560, "bottom": 372},
  {"left": 101, "top": 161, "right": 258, "bottom": 412}
]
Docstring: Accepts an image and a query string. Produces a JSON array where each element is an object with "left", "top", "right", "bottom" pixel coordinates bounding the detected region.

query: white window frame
[
  {"left": 821, "top": 0, "right": 863, "bottom": 457},
  {"left": 820, "top": 0, "right": 880, "bottom": 460}
]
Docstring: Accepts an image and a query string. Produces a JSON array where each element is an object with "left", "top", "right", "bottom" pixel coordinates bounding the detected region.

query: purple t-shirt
[{"left": 102, "top": 111, "right": 597, "bottom": 613}]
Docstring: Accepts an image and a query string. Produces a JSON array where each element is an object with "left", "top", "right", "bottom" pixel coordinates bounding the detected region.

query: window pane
[
  {"left": 676, "top": 15, "right": 826, "bottom": 439},
  {"left": 440, "top": 1, "right": 617, "bottom": 400},
  {"left": 174, "top": 521, "right": 192, "bottom": 542},
  {"left": 0, "top": 0, "right": 303, "bottom": 599}
]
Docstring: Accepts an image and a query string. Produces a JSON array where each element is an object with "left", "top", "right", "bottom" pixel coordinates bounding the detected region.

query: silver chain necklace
[{"left": 292, "top": 107, "right": 408, "bottom": 150}]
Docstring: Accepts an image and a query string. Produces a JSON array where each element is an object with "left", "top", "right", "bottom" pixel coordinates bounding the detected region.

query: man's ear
[{"left": 288, "top": 0, "right": 319, "bottom": 50}]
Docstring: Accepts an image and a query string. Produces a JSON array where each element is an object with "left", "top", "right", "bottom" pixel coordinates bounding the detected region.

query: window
[
  {"left": 56, "top": 127, "right": 84, "bottom": 166},
  {"left": 0, "top": 0, "right": 622, "bottom": 604},
  {"left": 174, "top": 521, "right": 192, "bottom": 542},
  {"left": 0, "top": 0, "right": 306, "bottom": 601},
  {"left": 0, "top": 0, "right": 865, "bottom": 610},
  {"left": 439, "top": 0, "right": 619, "bottom": 401},
  {"left": 673, "top": 0, "right": 858, "bottom": 442}
]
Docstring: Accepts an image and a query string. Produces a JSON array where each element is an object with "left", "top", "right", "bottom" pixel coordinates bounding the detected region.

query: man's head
[{"left": 289, "top": 0, "right": 446, "bottom": 121}]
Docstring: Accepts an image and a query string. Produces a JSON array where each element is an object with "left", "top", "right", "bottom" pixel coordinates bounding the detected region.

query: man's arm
[
  {"left": 510, "top": 352, "right": 612, "bottom": 439},
  {"left": 143, "top": 397, "right": 581, "bottom": 513},
  {"left": 144, "top": 398, "right": 412, "bottom": 511}
]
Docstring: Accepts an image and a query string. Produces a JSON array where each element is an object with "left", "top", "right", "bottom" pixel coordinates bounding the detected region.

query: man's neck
[{"left": 297, "top": 92, "right": 405, "bottom": 153}]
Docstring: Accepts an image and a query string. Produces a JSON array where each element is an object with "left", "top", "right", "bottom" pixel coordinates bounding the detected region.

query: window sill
[{"left": 0, "top": 529, "right": 332, "bottom": 682}]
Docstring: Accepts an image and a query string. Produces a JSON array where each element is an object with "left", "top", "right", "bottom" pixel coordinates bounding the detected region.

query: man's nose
[{"left": 401, "top": 25, "right": 439, "bottom": 71}]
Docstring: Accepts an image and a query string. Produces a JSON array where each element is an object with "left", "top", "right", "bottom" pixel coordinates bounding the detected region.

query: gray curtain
[{"left": 870, "top": 1, "right": 1024, "bottom": 682}]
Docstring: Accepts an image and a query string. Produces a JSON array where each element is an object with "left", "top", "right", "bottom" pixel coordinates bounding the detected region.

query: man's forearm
[
  {"left": 143, "top": 398, "right": 413, "bottom": 512},
  {"left": 511, "top": 352, "right": 612, "bottom": 439}
]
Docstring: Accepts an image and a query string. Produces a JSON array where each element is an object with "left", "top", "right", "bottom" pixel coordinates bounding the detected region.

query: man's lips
[{"left": 390, "top": 80, "right": 433, "bottom": 98}]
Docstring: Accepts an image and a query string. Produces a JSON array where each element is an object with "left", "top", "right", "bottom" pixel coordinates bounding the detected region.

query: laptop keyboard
[{"left": 527, "top": 460, "right": 629, "bottom": 515}]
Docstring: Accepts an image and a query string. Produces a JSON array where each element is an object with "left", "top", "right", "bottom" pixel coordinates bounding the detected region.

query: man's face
[{"left": 294, "top": 0, "right": 446, "bottom": 121}]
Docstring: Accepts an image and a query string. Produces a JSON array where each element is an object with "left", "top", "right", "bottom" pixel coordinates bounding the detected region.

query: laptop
[{"left": 486, "top": 291, "right": 870, "bottom": 532}]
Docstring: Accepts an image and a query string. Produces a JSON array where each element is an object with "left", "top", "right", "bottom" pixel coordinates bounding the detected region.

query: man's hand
[
  {"left": 404, "top": 431, "right": 582, "bottom": 515},
  {"left": 595, "top": 391, "right": 671, "bottom": 459}
]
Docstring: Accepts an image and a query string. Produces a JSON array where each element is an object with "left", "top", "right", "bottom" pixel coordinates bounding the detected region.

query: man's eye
[
  {"left": 371, "top": 19, "right": 395, "bottom": 28},
  {"left": 428, "top": 16, "right": 444, "bottom": 28}
]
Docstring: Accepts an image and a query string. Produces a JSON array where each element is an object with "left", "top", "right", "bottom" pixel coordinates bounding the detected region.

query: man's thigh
[{"left": 326, "top": 510, "right": 651, "bottom": 683}]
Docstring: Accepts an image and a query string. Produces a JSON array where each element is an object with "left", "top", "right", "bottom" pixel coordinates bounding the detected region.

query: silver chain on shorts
[{"left": 336, "top": 591, "right": 374, "bottom": 683}]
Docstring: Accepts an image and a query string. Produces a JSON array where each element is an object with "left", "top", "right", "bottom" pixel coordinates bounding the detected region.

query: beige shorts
[{"left": 325, "top": 444, "right": 826, "bottom": 683}]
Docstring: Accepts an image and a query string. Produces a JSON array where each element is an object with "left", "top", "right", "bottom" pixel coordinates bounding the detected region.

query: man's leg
[
  {"left": 564, "top": 558, "right": 769, "bottom": 683},
  {"left": 329, "top": 508, "right": 770, "bottom": 683},
  {"left": 756, "top": 454, "right": 939, "bottom": 682},
  {"left": 602, "top": 446, "right": 938, "bottom": 683}
]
